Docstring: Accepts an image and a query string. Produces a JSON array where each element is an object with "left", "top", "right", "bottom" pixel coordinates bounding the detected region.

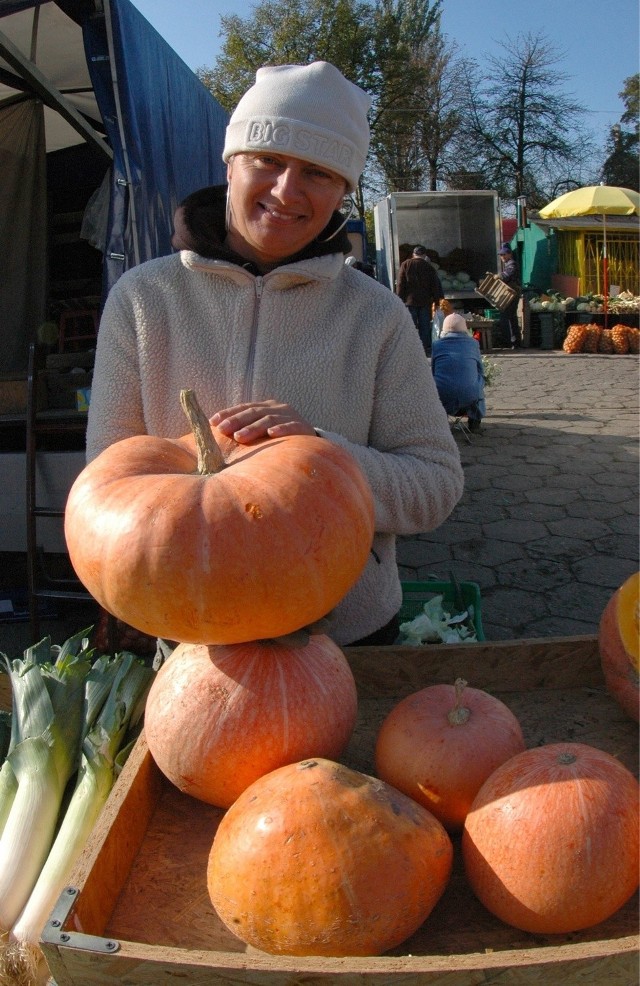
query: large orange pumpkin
[
  {"left": 462, "top": 742, "right": 640, "bottom": 934},
  {"left": 208, "top": 757, "right": 453, "bottom": 956},
  {"left": 598, "top": 571, "right": 639, "bottom": 722},
  {"left": 375, "top": 679, "right": 526, "bottom": 831},
  {"left": 65, "top": 390, "right": 374, "bottom": 644},
  {"left": 144, "top": 634, "right": 358, "bottom": 807}
]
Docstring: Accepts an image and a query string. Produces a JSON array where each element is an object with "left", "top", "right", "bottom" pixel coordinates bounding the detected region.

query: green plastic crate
[
  {"left": 399, "top": 580, "right": 485, "bottom": 641},
  {"left": 484, "top": 308, "right": 500, "bottom": 320}
]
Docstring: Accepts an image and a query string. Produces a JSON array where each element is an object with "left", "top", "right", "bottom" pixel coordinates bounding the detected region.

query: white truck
[{"left": 373, "top": 191, "right": 502, "bottom": 307}]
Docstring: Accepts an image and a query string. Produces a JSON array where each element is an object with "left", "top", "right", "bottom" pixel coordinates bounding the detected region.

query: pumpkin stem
[
  {"left": 448, "top": 677, "right": 471, "bottom": 726},
  {"left": 180, "top": 388, "right": 226, "bottom": 475}
]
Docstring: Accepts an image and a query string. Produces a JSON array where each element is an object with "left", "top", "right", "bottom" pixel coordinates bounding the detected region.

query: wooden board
[
  {"left": 39, "top": 636, "right": 639, "bottom": 985},
  {"left": 0, "top": 670, "right": 10, "bottom": 712}
]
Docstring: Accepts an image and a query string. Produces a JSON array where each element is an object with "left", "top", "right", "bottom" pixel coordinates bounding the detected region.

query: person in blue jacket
[{"left": 431, "top": 305, "right": 486, "bottom": 432}]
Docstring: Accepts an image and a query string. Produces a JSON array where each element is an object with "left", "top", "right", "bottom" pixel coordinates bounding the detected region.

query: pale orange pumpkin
[
  {"left": 462, "top": 742, "right": 640, "bottom": 934},
  {"left": 375, "top": 678, "right": 526, "bottom": 831},
  {"left": 208, "top": 757, "right": 453, "bottom": 956},
  {"left": 65, "top": 390, "right": 374, "bottom": 644},
  {"left": 144, "top": 634, "right": 358, "bottom": 807},
  {"left": 598, "top": 571, "right": 639, "bottom": 722}
]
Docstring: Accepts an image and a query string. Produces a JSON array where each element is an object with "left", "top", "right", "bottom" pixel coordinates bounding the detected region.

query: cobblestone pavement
[{"left": 398, "top": 351, "right": 639, "bottom": 641}]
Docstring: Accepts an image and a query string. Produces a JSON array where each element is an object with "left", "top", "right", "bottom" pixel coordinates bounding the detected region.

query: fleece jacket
[{"left": 86, "top": 250, "right": 464, "bottom": 644}]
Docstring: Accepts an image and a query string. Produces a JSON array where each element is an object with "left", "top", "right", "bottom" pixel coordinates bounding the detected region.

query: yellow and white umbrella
[{"left": 539, "top": 185, "right": 640, "bottom": 323}]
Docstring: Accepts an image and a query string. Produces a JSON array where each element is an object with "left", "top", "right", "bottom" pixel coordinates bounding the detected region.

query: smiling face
[{"left": 225, "top": 152, "right": 347, "bottom": 270}]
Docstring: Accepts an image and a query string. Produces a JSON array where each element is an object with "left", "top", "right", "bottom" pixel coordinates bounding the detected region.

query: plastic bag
[{"left": 431, "top": 308, "right": 444, "bottom": 341}]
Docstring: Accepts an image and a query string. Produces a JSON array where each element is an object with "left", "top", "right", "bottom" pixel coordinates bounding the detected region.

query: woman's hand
[{"left": 210, "top": 400, "right": 317, "bottom": 443}]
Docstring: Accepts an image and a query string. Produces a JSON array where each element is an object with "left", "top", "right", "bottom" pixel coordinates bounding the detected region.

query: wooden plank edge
[
  {"left": 346, "top": 635, "right": 602, "bottom": 695},
  {"left": 41, "top": 731, "right": 161, "bottom": 954},
  {"left": 41, "top": 928, "right": 639, "bottom": 984}
]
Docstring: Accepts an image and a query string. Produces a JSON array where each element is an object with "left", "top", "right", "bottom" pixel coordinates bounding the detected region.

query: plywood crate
[
  {"left": 476, "top": 272, "right": 518, "bottom": 311},
  {"left": 34, "top": 636, "right": 638, "bottom": 985}
]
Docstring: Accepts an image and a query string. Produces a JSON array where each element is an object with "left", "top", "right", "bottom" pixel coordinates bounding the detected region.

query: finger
[
  {"left": 266, "top": 421, "right": 316, "bottom": 438},
  {"left": 210, "top": 403, "right": 256, "bottom": 426}
]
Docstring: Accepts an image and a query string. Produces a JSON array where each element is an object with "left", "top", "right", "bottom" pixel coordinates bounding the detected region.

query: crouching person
[{"left": 431, "top": 303, "right": 486, "bottom": 432}]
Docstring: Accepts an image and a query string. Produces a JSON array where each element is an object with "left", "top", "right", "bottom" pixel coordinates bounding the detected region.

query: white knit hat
[{"left": 223, "top": 62, "right": 371, "bottom": 191}]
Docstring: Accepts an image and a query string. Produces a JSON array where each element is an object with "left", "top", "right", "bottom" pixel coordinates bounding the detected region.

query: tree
[
  {"left": 367, "top": 0, "right": 446, "bottom": 192},
  {"left": 197, "top": 0, "right": 449, "bottom": 206},
  {"left": 198, "top": 0, "right": 375, "bottom": 114},
  {"left": 452, "top": 32, "right": 593, "bottom": 208},
  {"left": 601, "top": 73, "right": 639, "bottom": 190}
]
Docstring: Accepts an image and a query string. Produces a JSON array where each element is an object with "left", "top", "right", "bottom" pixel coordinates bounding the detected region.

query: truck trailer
[{"left": 373, "top": 191, "right": 502, "bottom": 306}]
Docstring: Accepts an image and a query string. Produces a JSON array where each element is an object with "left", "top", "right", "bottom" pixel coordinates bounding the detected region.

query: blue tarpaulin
[
  {"left": 82, "top": 0, "right": 228, "bottom": 293},
  {"left": 0, "top": 0, "right": 228, "bottom": 370}
]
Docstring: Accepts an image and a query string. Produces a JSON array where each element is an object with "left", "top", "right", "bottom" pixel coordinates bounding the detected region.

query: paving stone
[
  {"left": 565, "top": 499, "right": 628, "bottom": 520},
  {"left": 396, "top": 540, "right": 453, "bottom": 567},
  {"left": 451, "top": 538, "right": 525, "bottom": 567},
  {"left": 525, "top": 615, "right": 599, "bottom": 637},
  {"left": 525, "top": 488, "right": 580, "bottom": 506},
  {"left": 571, "top": 555, "right": 638, "bottom": 590},
  {"left": 579, "top": 485, "right": 636, "bottom": 504},
  {"left": 546, "top": 581, "right": 613, "bottom": 621},
  {"left": 507, "top": 503, "right": 566, "bottom": 522},
  {"left": 482, "top": 519, "right": 548, "bottom": 543},
  {"left": 481, "top": 586, "right": 548, "bottom": 631},
  {"left": 527, "top": 536, "right": 594, "bottom": 561},
  {"left": 547, "top": 517, "right": 611, "bottom": 539},
  {"left": 496, "top": 558, "right": 572, "bottom": 593}
]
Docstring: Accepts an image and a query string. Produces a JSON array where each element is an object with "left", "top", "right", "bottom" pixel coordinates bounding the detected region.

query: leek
[
  {"left": 0, "top": 639, "right": 58, "bottom": 840},
  {"left": 10, "top": 652, "right": 153, "bottom": 953},
  {"left": 0, "top": 631, "right": 93, "bottom": 933}
]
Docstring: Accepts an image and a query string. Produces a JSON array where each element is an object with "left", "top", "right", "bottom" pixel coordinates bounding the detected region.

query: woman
[
  {"left": 86, "top": 61, "right": 464, "bottom": 645},
  {"left": 431, "top": 302, "right": 486, "bottom": 432}
]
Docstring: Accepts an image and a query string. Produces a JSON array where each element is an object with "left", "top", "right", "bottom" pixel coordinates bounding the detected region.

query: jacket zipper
[{"left": 242, "top": 276, "right": 263, "bottom": 403}]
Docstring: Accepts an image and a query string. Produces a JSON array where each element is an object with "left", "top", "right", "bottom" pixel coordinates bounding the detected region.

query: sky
[{"left": 128, "top": 0, "right": 639, "bottom": 146}]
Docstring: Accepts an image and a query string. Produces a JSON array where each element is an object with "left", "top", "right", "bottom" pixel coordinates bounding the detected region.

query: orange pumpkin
[
  {"left": 208, "top": 757, "right": 453, "bottom": 956},
  {"left": 462, "top": 742, "right": 640, "bottom": 934},
  {"left": 144, "top": 634, "right": 358, "bottom": 807},
  {"left": 65, "top": 390, "right": 374, "bottom": 644},
  {"left": 598, "top": 571, "right": 639, "bottom": 721},
  {"left": 375, "top": 678, "right": 526, "bottom": 831}
]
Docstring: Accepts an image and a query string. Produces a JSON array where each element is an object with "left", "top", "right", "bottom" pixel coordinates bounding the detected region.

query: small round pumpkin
[
  {"left": 144, "top": 634, "right": 358, "bottom": 807},
  {"left": 375, "top": 678, "right": 526, "bottom": 831},
  {"left": 598, "top": 571, "right": 639, "bottom": 722},
  {"left": 208, "top": 757, "right": 453, "bottom": 956},
  {"left": 65, "top": 390, "right": 374, "bottom": 644},
  {"left": 462, "top": 742, "right": 640, "bottom": 934}
]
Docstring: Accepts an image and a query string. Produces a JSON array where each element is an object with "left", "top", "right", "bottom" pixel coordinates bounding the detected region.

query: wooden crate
[
  {"left": 476, "top": 273, "right": 518, "bottom": 311},
  {"left": 32, "top": 636, "right": 639, "bottom": 985}
]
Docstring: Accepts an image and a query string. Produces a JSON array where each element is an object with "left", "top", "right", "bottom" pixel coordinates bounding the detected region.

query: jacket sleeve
[
  {"left": 320, "top": 311, "right": 464, "bottom": 537},
  {"left": 85, "top": 276, "right": 146, "bottom": 461},
  {"left": 396, "top": 262, "right": 407, "bottom": 300}
]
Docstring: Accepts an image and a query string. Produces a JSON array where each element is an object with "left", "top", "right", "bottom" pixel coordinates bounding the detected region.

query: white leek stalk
[
  {"left": 10, "top": 652, "right": 152, "bottom": 953},
  {"left": 0, "top": 632, "right": 92, "bottom": 933},
  {"left": 0, "top": 741, "right": 17, "bottom": 838},
  {"left": 0, "top": 639, "right": 55, "bottom": 839}
]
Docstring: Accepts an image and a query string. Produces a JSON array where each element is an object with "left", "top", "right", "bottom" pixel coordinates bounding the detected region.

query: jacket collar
[{"left": 180, "top": 183, "right": 352, "bottom": 271}]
